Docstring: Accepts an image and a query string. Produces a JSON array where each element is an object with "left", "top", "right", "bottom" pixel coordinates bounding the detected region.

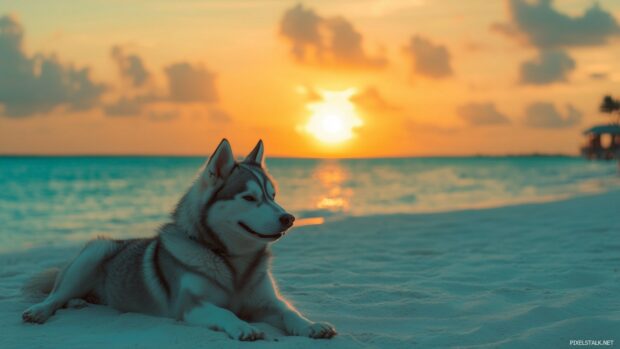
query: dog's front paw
[
  {"left": 307, "top": 322, "right": 337, "bottom": 339},
  {"left": 22, "top": 303, "right": 55, "bottom": 324},
  {"left": 294, "top": 321, "right": 337, "bottom": 339},
  {"left": 226, "top": 322, "right": 265, "bottom": 341}
]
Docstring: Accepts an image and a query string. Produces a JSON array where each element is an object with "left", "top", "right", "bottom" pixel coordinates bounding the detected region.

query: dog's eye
[{"left": 243, "top": 195, "right": 257, "bottom": 202}]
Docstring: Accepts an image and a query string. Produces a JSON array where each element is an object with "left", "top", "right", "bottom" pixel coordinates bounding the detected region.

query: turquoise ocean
[{"left": 1, "top": 156, "right": 618, "bottom": 252}]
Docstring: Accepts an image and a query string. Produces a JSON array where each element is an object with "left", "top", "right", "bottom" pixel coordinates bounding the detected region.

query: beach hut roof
[{"left": 583, "top": 124, "right": 620, "bottom": 135}]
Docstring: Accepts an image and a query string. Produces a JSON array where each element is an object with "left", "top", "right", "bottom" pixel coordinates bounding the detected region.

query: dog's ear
[
  {"left": 206, "top": 138, "right": 235, "bottom": 179},
  {"left": 243, "top": 139, "right": 265, "bottom": 166}
]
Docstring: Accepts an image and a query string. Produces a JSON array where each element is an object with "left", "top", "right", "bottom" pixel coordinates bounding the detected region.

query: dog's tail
[{"left": 21, "top": 268, "right": 60, "bottom": 300}]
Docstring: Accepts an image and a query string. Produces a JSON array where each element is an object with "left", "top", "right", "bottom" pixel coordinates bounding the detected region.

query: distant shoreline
[{"left": 0, "top": 153, "right": 579, "bottom": 160}]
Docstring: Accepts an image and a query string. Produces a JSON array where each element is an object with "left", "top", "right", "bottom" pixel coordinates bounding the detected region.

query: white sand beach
[{"left": 1, "top": 191, "right": 619, "bottom": 349}]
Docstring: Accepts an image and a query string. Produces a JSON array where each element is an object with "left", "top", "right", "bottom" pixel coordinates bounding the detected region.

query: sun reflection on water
[{"left": 313, "top": 161, "right": 352, "bottom": 213}]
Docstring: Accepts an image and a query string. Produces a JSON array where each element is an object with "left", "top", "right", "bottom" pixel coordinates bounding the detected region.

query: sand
[{"left": 1, "top": 191, "right": 619, "bottom": 348}]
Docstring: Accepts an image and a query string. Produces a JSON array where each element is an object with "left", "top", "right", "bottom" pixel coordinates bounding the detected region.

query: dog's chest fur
[
  {"left": 222, "top": 252, "right": 270, "bottom": 315},
  {"left": 159, "top": 229, "right": 271, "bottom": 316}
]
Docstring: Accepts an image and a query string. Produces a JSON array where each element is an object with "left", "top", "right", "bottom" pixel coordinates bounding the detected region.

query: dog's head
[{"left": 184, "top": 139, "right": 293, "bottom": 252}]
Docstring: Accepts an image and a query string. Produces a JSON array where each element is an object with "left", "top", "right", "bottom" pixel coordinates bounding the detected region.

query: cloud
[
  {"left": 406, "top": 119, "right": 460, "bottom": 134},
  {"left": 280, "top": 4, "right": 322, "bottom": 60},
  {"left": 493, "top": 1, "right": 619, "bottom": 86},
  {"left": 165, "top": 63, "right": 218, "bottom": 103},
  {"left": 324, "top": 17, "right": 386, "bottom": 67},
  {"left": 103, "top": 94, "right": 159, "bottom": 117},
  {"left": 351, "top": 87, "right": 399, "bottom": 111},
  {"left": 104, "top": 97, "right": 142, "bottom": 117},
  {"left": 104, "top": 61, "right": 219, "bottom": 116},
  {"left": 589, "top": 72, "right": 608, "bottom": 80},
  {"left": 111, "top": 46, "right": 150, "bottom": 87},
  {"left": 495, "top": 0, "right": 620, "bottom": 49},
  {"left": 403, "top": 35, "right": 452, "bottom": 79},
  {"left": 295, "top": 85, "right": 322, "bottom": 102},
  {"left": 103, "top": 58, "right": 223, "bottom": 118},
  {"left": 297, "top": 85, "right": 398, "bottom": 114},
  {"left": 0, "top": 15, "right": 225, "bottom": 122},
  {"left": 0, "top": 15, "right": 105, "bottom": 117},
  {"left": 208, "top": 108, "right": 232, "bottom": 123},
  {"left": 524, "top": 102, "right": 582, "bottom": 128},
  {"left": 148, "top": 111, "right": 178, "bottom": 122},
  {"left": 519, "top": 49, "right": 575, "bottom": 84},
  {"left": 279, "top": 4, "right": 386, "bottom": 68},
  {"left": 457, "top": 103, "right": 511, "bottom": 126}
]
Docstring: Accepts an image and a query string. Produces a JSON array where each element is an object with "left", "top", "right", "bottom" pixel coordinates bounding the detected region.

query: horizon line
[{"left": 0, "top": 152, "right": 579, "bottom": 160}]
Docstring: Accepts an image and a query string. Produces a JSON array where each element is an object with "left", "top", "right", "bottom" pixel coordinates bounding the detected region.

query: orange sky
[{"left": 0, "top": 0, "right": 619, "bottom": 157}]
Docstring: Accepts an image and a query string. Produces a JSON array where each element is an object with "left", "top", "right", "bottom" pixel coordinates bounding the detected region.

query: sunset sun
[{"left": 304, "top": 88, "right": 363, "bottom": 144}]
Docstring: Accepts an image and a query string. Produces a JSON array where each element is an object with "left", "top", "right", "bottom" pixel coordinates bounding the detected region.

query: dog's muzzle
[{"left": 238, "top": 222, "right": 285, "bottom": 240}]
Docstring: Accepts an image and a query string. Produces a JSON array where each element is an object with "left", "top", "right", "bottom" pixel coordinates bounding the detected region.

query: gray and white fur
[{"left": 21, "top": 139, "right": 336, "bottom": 341}]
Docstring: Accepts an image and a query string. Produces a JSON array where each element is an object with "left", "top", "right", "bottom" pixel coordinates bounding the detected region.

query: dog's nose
[{"left": 279, "top": 214, "right": 295, "bottom": 228}]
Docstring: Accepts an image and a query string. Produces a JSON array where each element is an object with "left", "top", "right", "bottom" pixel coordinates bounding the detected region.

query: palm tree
[{"left": 600, "top": 95, "right": 620, "bottom": 124}]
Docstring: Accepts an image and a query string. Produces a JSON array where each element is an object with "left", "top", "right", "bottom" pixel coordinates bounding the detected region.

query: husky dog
[{"left": 22, "top": 139, "right": 336, "bottom": 341}]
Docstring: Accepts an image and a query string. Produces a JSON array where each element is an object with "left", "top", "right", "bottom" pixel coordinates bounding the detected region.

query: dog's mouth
[{"left": 238, "top": 222, "right": 284, "bottom": 240}]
